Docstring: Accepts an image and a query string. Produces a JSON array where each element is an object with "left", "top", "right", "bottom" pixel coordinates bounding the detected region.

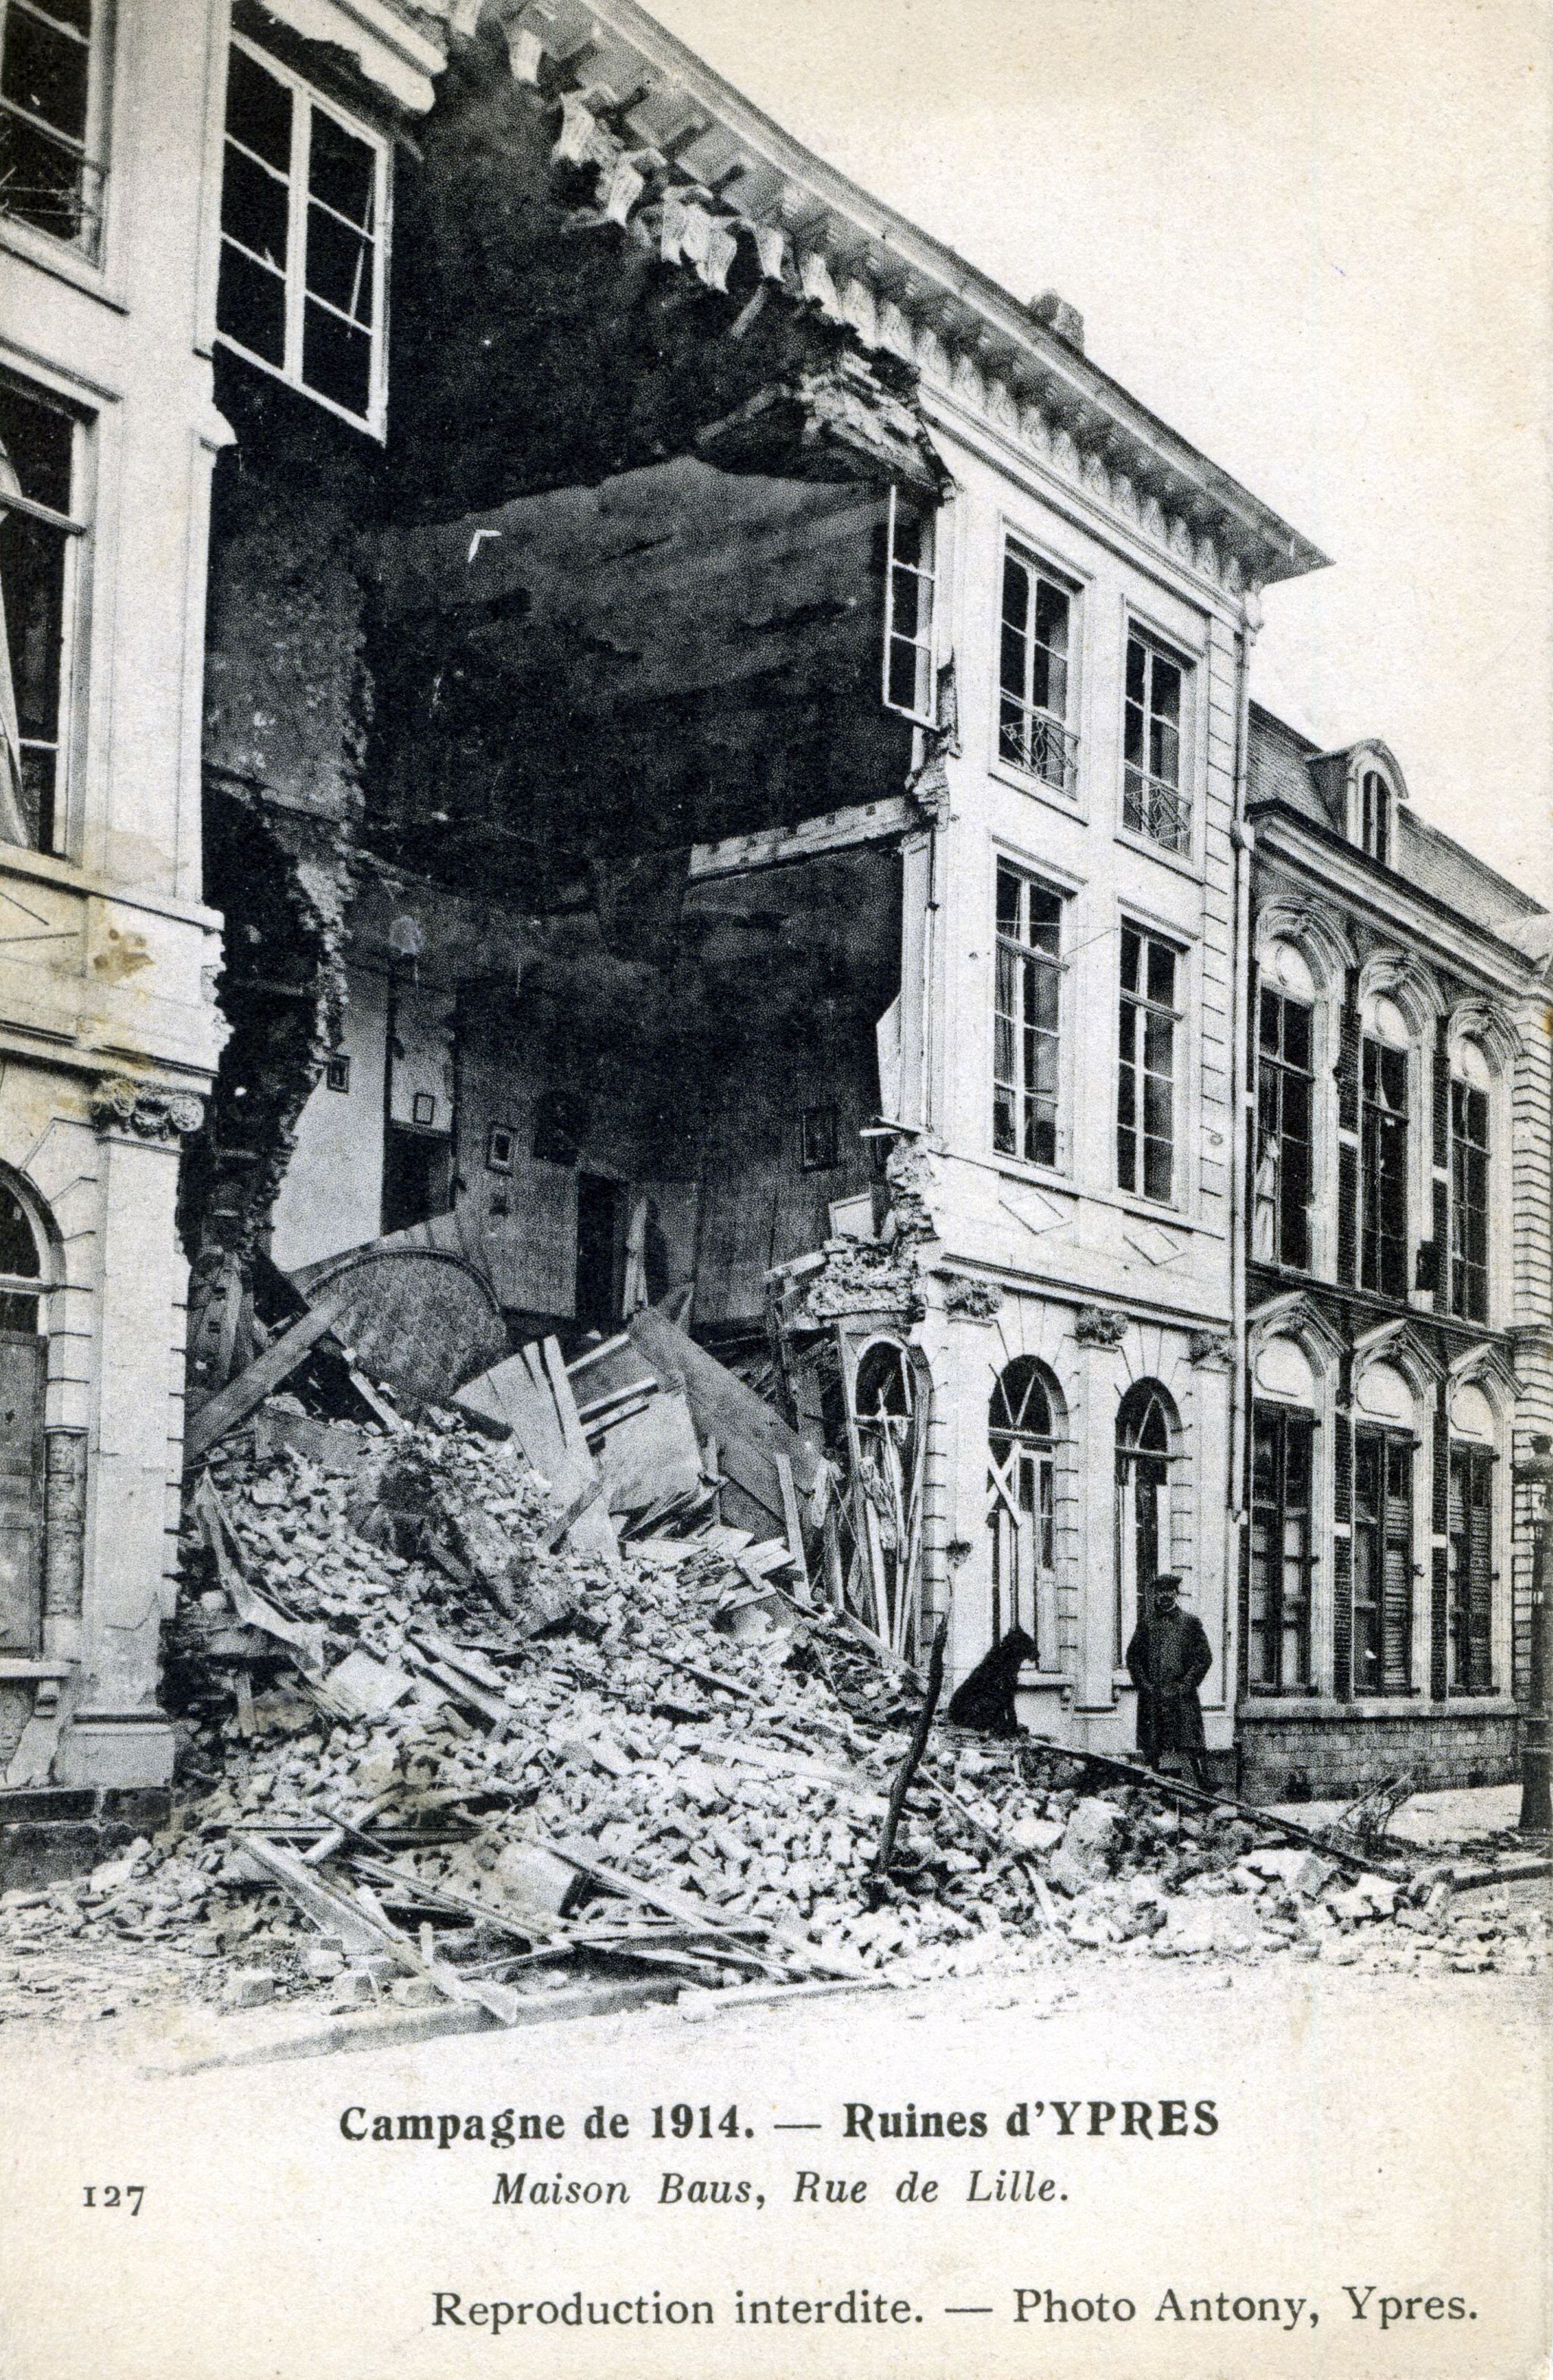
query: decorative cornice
[
  {"left": 474, "top": 0, "right": 1328, "bottom": 597},
  {"left": 1448, "top": 1340, "right": 1522, "bottom": 1408},
  {"left": 1250, "top": 809, "right": 1541, "bottom": 993},
  {"left": 1358, "top": 948, "right": 1447, "bottom": 1034},
  {"left": 1446, "top": 998, "right": 1520, "bottom": 1076},
  {"left": 1353, "top": 1315, "right": 1445, "bottom": 1393},
  {"left": 1074, "top": 1304, "right": 1129, "bottom": 1349},
  {"left": 940, "top": 1273, "right": 1003, "bottom": 1321},
  {"left": 1254, "top": 895, "right": 1356, "bottom": 991},
  {"left": 90, "top": 1077, "right": 205, "bottom": 1144},
  {"left": 1248, "top": 1290, "right": 1347, "bottom": 1373}
]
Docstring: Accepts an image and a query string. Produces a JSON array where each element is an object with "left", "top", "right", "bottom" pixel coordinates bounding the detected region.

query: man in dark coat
[{"left": 1125, "top": 1574, "right": 1213, "bottom": 1789}]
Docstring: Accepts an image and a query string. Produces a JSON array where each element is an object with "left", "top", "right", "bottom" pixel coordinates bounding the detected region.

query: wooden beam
[
  {"left": 184, "top": 1293, "right": 348, "bottom": 1468},
  {"left": 688, "top": 795, "right": 918, "bottom": 883}
]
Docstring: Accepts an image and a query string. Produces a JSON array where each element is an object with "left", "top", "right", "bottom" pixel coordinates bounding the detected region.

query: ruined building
[{"left": 1, "top": 0, "right": 1546, "bottom": 1801}]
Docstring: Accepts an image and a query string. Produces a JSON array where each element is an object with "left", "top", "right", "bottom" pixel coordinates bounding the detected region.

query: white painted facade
[{"left": 891, "top": 388, "right": 1257, "bottom": 1752}]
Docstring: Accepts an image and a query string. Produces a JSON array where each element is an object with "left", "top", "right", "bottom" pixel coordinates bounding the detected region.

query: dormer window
[{"left": 1360, "top": 769, "right": 1391, "bottom": 865}]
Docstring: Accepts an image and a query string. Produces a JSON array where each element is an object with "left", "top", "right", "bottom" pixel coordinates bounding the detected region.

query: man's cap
[{"left": 1147, "top": 1573, "right": 1185, "bottom": 1596}]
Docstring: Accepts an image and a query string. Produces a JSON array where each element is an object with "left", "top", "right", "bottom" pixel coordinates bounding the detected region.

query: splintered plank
[
  {"left": 184, "top": 1292, "right": 348, "bottom": 1466},
  {"left": 625, "top": 1308, "right": 826, "bottom": 1492}
]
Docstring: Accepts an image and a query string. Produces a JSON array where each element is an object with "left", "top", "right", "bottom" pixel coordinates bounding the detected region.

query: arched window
[
  {"left": 0, "top": 1181, "right": 42, "bottom": 1331},
  {"left": 1115, "top": 1380, "right": 1175, "bottom": 1659},
  {"left": 987, "top": 1358, "right": 1056, "bottom": 1656},
  {"left": 0, "top": 1177, "right": 48, "bottom": 1658},
  {"left": 1449, "top": 1038, "right": 1492, "bottom": 1323},
  {"left": 849, "top": 1342, "right": 925, "bottom": 1662},
  {"left": 1249, "top": 1339, "right": 1316, "bottom": 1693}
]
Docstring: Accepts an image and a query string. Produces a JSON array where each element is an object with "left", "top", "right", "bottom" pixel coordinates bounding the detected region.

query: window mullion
[{"left": 285, "top": 91, "right": 309, "bottom": 381}]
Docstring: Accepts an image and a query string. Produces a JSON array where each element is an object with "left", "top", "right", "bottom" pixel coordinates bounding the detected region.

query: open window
[{"left": 881, "top": 485, "right": 937, "bottom": 727}]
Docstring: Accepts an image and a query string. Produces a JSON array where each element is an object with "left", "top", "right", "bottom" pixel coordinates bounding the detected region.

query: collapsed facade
[{"left": 1, "top": 0, "right": 1547, "bottom": 1804}]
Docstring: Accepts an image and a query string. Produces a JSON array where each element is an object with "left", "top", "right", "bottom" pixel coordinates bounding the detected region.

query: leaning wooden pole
[{"left": 873, "top": 1612, "right": 949, "bottom": 1879}]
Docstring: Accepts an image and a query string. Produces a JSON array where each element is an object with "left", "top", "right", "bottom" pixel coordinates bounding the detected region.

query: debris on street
[{"left": 1, "top": 1373, "right": 1547, "bottom": 2034}]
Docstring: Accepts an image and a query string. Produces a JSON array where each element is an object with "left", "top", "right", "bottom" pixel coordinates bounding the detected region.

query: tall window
[
  {"left": 1255, "top": 987, "right": 1313, "bottom": 1268},
  {"left": 993, "top": 862, "right": 1063, "bottom": 1168},
  {"left": 997, "top": 544, "right": 1075, "bottom": 791},
  {"left": 1360, "top": 770, "right": 1391, "bottom": 865},
  {"left": 1115, "top": 1380, "right": 1172, "bottom": 1660},
  {"left": 881, "top": 488, "right": 936, "bottom": 726},
  {"left": 218, "top": 38, "right": 389, "bottom": 430},
  {"left": 1122, "top": 632, "right": 1189, "bottom": 852},
  {"left": 1449, "top": 1075, "right": 1489, "bottom": 1322},
  {"left": 1353, "top": 1429, "right": 1412, "bottom": 1694},
  {"left": 0, "top": 1175, "right": 47, "bottom": 1656},
  {"left": 1360, "top": 1036, "right": 1409, "bottom": 1295},
  {"left": 1116, "top": 924, "right": 1180, "bottom": 1203},
  {"left": 0, "top": 377, "right": 83, "bottom": 852},
  {"left": 0, "top": 0, "right": 104, "bottom": 255},
  {"left": 987, "top": 1358, "right": 1056, "bottom": 1656},
  {"left": 1248, "top": 1404, "right": 1314, "bottom": 1691},
  {"left": 1447, "top": 1442, "right": 1493, "bottom": 1694}
]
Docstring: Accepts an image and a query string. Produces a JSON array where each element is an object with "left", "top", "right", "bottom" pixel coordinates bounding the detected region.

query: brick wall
[{"left": 1238, "top": 1708, "right": 1518, "bottom": 1803}]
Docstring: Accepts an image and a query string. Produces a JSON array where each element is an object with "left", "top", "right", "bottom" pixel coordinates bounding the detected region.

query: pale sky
[{"left": 649, "top": 0, "right": 1553, "bottom": 908}]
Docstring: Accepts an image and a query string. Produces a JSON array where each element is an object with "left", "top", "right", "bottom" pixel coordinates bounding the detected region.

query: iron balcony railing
[
  {"left": 998, "top": 699, "right": 1078, "bottom": 796},
  {"left": 1122, "top": 761, "right": 1192, "bottom": 854}
]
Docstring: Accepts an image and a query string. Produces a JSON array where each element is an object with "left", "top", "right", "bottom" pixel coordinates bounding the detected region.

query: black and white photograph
[{"left": 0, "top": 1, "right": 1548, "bottom": 2372}]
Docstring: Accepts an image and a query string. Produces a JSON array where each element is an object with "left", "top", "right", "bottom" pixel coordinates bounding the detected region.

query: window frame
[
  {"left": 1351, "top": 1423, "right": 1415, "bottom": 1696},
  {"left": 995, "top": 535, "right": 1079, "bottom": 796},
  {"left": 987, "top": 1356, "right": 1058, "bottom": 1664},
  {"left": 1114, "top": 1378, "right": 1177, "bottom": 1665},
  {"left": 880, "top": 484, "right": 937, "bottom": 728},
  {"left": 1247, "top": 1400, "right": 1316, "bottom": 1694},
  {"left": 1360, "top": 1031, "right": 1410, "bottom": 1296},
  {"left": 1360, "top": 768, "right": 1391, "bottom": 865},
  {"left": 992, "top": 858, "right": 1066, "bottom": 1173},
  {"left": 0, "top": 369, "right": 88, "bottom": 857},
  {"left": 0, "top": 0, "right": 110, "bottom": 263},
  {"left": 1448, "top": 1073, "right": 1490, "bottom": 1323},
  {"left": 1446, "top": 1438, "right": 1495, "bottom": 1696},
  {"left": 216, "top": 32, "right": 391, "bottom": 438},
  {"left": 1121, "top": 626, "right": 1194, "bottom": 858},
  {"left": 1115, "top": 919, "right": 1184, "bottom": 1206},
  {"left": 1255, "top": 983, "right": 1315, "bottom": 1270}
]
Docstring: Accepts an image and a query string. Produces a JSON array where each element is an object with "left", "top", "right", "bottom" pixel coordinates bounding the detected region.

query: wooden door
[{"left": 0, "top": 1330, "right": 45, "bottom": 1653}]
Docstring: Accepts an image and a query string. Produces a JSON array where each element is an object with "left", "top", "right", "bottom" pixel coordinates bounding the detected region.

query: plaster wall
[
  {"left": 907, "top": 406, "right": 1248, "bottom": 1745},
  {"left": 0, "top": 0, "right": 233, "bottom": 1784}
]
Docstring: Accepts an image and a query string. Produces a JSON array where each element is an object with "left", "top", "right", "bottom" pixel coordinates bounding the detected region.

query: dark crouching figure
[
  {"left": 1125, "top": 1574, "right": 1213, "bottom": 1789},
  {"left": 947, "top": 1627, "right": 1037, "bottom": 1735}
]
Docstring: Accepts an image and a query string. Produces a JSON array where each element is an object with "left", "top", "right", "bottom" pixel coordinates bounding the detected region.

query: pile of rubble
[{"left": 1, "top": 1393, "right": 1547, "bottom": 2030}]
